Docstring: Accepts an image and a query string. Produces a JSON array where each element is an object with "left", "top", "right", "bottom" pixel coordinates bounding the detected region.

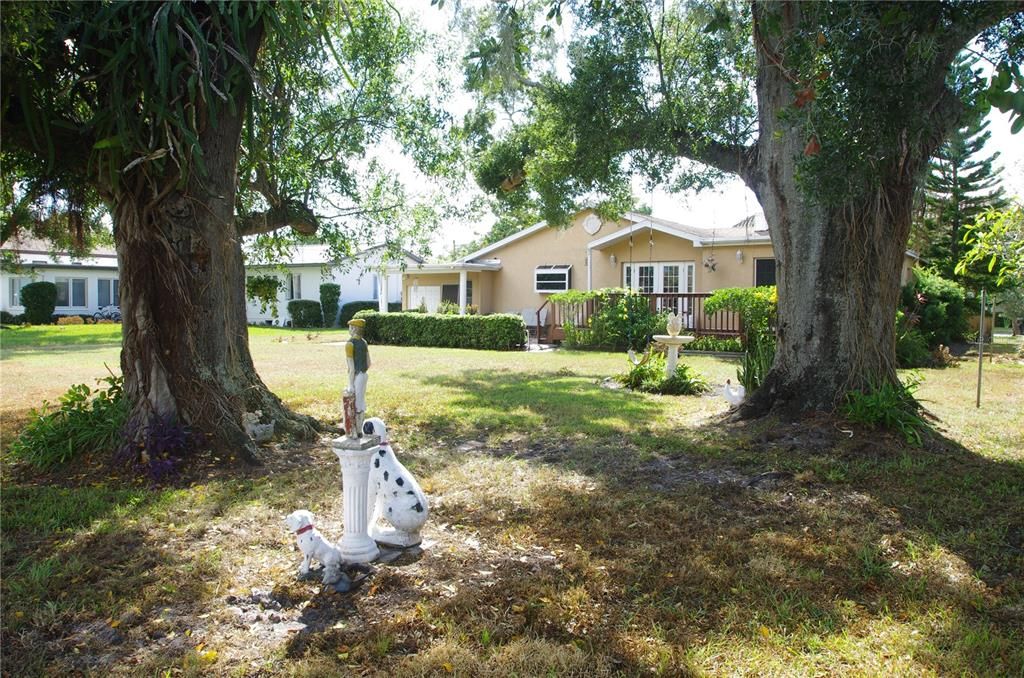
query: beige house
[{"left": 388, "top": 209, "right": 919, "bottom": 334}]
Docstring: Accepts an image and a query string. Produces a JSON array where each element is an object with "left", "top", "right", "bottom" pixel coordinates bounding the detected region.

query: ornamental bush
[
  {"left": 287, "top": 300, "right": 322, "bottom": 327},
  {"left": 19, "top": 281, "right": 58, "bottom": 324},
  {"left": 354, "top": 311, "right": 525, "bottom": 350},
  {"left": 551, "top": 288, "right": 664, "bottom": 351},
  {"left": 704, "top": 286, "right": 777, "bottom": 348},
  {"left": 900, "top": 268, "right": 969, "bottom": 348},
  {"left": 320, "top": 283, "right": 341, "bottom": 326},
  {"left": 339, "top": 300, "right": 402, "bottom": 325}
]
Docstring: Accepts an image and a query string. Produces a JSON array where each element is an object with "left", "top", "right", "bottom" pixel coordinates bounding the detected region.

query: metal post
[{"left": 976, "top": 289, "right": 985, "bottom": 409}]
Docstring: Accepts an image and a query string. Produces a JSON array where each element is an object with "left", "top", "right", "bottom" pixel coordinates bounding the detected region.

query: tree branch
[
  {"left": 673, "top": 129, "right": 758, "bottom": 182},
  {"left": 237, "top": 200, "right": 318, "bottom": 236}
]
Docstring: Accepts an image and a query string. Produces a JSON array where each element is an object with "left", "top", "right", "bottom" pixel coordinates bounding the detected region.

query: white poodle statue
[
  {"left": 284, "top": 509, "right": 344, "bottom": 584},
  {"left": 363, "top": 417, "right": 429, "bottom": 548}
]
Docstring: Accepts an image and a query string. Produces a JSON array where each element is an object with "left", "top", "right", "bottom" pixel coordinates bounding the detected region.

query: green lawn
[{"left": 1, "top": 325, "right": 1022, "bottom": 676}]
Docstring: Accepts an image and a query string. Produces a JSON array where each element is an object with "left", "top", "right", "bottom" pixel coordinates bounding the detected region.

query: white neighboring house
[
  {"left": 244, "top": 244, "right": 423, "bottom": 326},
  {"left": 1, "top": 237, "right": 120, "bottom": 318}
]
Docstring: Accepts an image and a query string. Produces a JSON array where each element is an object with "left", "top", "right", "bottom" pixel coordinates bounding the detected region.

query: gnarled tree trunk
[
  {"left": 112, "top": 25, "right": 317, "bottom": 464},
  {"left": 739, "top": 1, "right": 964, "bottom": 417}
]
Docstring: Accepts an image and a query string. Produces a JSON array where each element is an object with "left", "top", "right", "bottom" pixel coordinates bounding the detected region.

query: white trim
[
  {"left": 459, "top": 219, "right": 551, "bottom": 262},
  {"left": 588, "top": 220, "right": 704, "bottom": 250},
  {"left": 387, "top": 261, "right": 501, "bottom": 274},
  {"left": 534, "top": 265, "right": 572, "bottom": 293}
]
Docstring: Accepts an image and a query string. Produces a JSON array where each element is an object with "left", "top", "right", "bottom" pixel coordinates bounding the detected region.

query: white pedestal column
[
  {"left": 332, "top": 435, "right": 381, "bottom": 563},
  {"left": 652, "top": 335, "right": 695, "bottom": 379},
  {"left": 665, "top": 345, "right": 680, "bottom": 377}
]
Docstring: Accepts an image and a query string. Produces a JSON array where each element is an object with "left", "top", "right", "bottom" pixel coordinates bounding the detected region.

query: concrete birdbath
[{"left": 652, "top": 311, "right": 694, "bottom": 378}]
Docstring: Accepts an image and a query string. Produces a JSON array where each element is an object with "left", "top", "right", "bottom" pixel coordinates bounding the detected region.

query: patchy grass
[{"left": 1, "top": 326, "right": 1022, "bottom": 676}]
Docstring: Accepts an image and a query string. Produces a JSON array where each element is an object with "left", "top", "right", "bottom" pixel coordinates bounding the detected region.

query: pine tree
[{"left": 919, "top": 114, "right": 1008, "bottom": 282}]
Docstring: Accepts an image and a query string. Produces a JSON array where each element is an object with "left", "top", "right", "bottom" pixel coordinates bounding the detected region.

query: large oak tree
[
  {"left": 2, "top": 2, "right": 451, "bottom": 461},
  {"left": 469, "top": 1, "right": 1022, "bottom": 415}
]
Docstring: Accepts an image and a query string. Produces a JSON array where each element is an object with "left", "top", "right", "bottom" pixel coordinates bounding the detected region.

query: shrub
[
  {"left": 616, "top": 354, "right": 710, "bottom": 395},
  {"left": 287, "top": 299, "right": 322, "bottom": 327},
  {"left": 901, "top": 268, "right": 968, "bottom": 347},
  {"left": 339, "top": 300, "right": 401, "bottom": 325},
  {"left": 685, "top": 335, "right": 743, "bottom": 352},
  {"left": 355, "top": 310, "right": 526, "bottom": 350},
  {"left": 704, "top": 286, "right": 777, "bottom": 348},
  {"left": 19, "top": 281, "right": 57, "bottom": 324},
  {"left": 56, "top": 315, "right": 84, "bottom": 325},
  {"left": 246, "top": 275, "right": 282, "bottom": 318},
  {"left": 438, "top": 299, "right": 460, "bottom": 315},
  {"left": 1, "top": 311, "right": 25, "bottom": 324},
  {"left": 737, "top": 337, "right": 775, "bottom": 392},
  {"left": 551, "top": 288, "right": 664, "bottom": 351},
  {"left": 705, "top": 287, "right": 778, "bottom": 392},
  {"left": 843, "top": 374, "right": 925, "bottom": 446},
  {"left": 9, "top": 374, "right": 127, "bottom": 468},
  {"left": 320, "top": 283, "right": 341, "bottom": 326}
]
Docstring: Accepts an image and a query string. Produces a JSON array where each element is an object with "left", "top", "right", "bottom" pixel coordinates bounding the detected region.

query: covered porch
[{"left": 385, "top": 261, "right": 501, "bottom": 315}]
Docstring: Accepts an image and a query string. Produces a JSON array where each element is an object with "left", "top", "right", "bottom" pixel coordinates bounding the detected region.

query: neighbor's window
[
  {"left": 754, "top": 258, "right": 777, "bottom": 287},
  {"left": 534, "top": 265, "right": 571, "bottom": 293},
  {"left": 287, "top": 273, "right": 301, "bottom": 300},
  {"left": 8, "top": 277, "right": 32, "bottom": 307},
  {"left": 55, "top": 277, "right": 87, "bottom": 307},
  {"left": 97, "top": 278, "right": 119, "bottom": 307},
  {"left": 441, "top": 281, "right": 473, "bottom": 306}
]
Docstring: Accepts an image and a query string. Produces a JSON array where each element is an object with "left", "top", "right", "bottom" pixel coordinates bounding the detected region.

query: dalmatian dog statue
[
  {"left": 363, "top": 417, "right": 429, "bottom": 548},
  {"left": 284, "top": 509, "right": 344, "bottom": 584}
]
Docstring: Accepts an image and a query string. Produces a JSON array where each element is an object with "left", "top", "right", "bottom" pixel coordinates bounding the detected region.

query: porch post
[
  {"left": 377, "top": 268, "right": 389, "bottom": 313},
  {"left": 458, "top": 269, "right": 468, "bottom": 315}
]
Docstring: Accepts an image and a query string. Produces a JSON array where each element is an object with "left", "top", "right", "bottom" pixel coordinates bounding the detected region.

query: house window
[
  {"left": 287, "top": 273, "right": 301, "bottom": 300},
  {"left": 754, "top": 258, "right": 777, "bottom": 287},
  {"left": 372, "top": 274, "right": 379, "bottom": 300},
  {"left": 97, "top": 278, "right": 119, "bottom": 307},
  {"left": 8, "top": 277, "right": 32, "bottom": 307},
  {"left": 55, "top": 277, "right": 87, "bottom": 307},
  {"left": 534, "top": 265, "right": 571, "bottom": 293},
  {"left": 623, "top": 262, "right": 695, "bottom": 295},
  {"left": 441, "top": 281, "right": 473, "bottom": 306}
]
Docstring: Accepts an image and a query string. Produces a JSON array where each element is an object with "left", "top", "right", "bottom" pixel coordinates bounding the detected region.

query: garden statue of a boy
[{"left": 345, "top": 318, "right": 371, "bottom": 436}]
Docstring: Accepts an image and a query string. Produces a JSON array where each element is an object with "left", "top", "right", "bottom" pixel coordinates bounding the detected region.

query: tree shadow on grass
[{"left": 414, "top": 368, "right": 669, "bottom": 439}]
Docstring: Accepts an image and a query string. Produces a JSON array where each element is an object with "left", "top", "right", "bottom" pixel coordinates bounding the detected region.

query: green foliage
[
  {"left": 913, "top": 62, "right": 1009, "bottom": 285},
  {"left": 339, "top": 300, "right": 401, "bottom": 325},
  {"left": 895, "top": 311, "right": 933, "bottom": 369},
  {"left": 704, "top": 286, "right": 777, "bottom": 348},
  {"left": 617, "top": 354, "right": 711, "bottom": 396},
  {"left": 245, "top": 276, "right": 282, "bottom": 319},
  {"left": 1, "top": 310, "right": 25, "bottom": 325},
  {"left": 552, "top": 288, "right": 664, "bottom": 351},
  {"left": 737, "top": 338, "right": 775, "bottom": 393},
  {"left": 437, "top": 300, "right": 461, "bottom": 315},
  {"left": 9, "top": 374, "right": 127, "bottom": 468},
  {"left": 287, "top": 300, "right": 323, "bottom": 328},
  {"left": 354, "top": 311, "right": 525, "bottom": 350},
  {"left": 685, "top": 335, "right": 743, "bottom": 353},
  {"left": 319, "top": 283, "right": 341, "bottom": 326},
  {"left": 19, "top": 281, "right": 57, "bottom": 324},
  {"left": 843, "top": 375, "right": 926, "bottom": 446},
  {"left": 957, "top": 206, "right": 1024, "bottom": 288},
  {"left": 901, "top": 268, "right": 969, "bottom": 347}
]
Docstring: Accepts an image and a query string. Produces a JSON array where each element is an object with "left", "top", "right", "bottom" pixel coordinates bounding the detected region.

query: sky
[{"left": 389, "top": 0, "right": 1024, "bottom": 256}]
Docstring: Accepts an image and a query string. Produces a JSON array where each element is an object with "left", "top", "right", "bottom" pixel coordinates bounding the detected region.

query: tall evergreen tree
[{"left": 918, "top": 113, "right": 1008, "bottom": 282}]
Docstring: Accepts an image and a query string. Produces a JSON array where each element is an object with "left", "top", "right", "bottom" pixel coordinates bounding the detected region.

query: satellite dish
[{"left": 582, "top": 214, "right": 602, "bottom": 235}]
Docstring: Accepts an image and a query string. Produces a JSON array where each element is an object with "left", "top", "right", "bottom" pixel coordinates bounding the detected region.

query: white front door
[{"left": 624, "top": 262, "right": 696, "bottom": 325}]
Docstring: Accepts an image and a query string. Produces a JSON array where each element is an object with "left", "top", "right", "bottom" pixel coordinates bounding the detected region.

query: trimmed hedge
[
  {"left": 287, "top": 300, "right": 323, "bottom": 327},
  {"left": 340, "top": 300, "right": 401, "bottom": 325},
  {"left": 320, "top": 283, "right": 341, "bottom": 326},
  {"left": 354, "top": 311, "right": 526, "bottom": 350},
  {"left": 20, "top": 281, "right": 58, "bottom": 324}
]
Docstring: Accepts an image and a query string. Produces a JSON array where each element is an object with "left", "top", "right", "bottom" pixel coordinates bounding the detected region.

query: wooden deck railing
[{"left": 531, "top": 293, "right": 743, "bottom": 344}]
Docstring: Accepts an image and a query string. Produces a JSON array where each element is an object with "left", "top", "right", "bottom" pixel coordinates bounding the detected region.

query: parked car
[{"left": 94, "top": 305, "right": 122, "bottom": 321}]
